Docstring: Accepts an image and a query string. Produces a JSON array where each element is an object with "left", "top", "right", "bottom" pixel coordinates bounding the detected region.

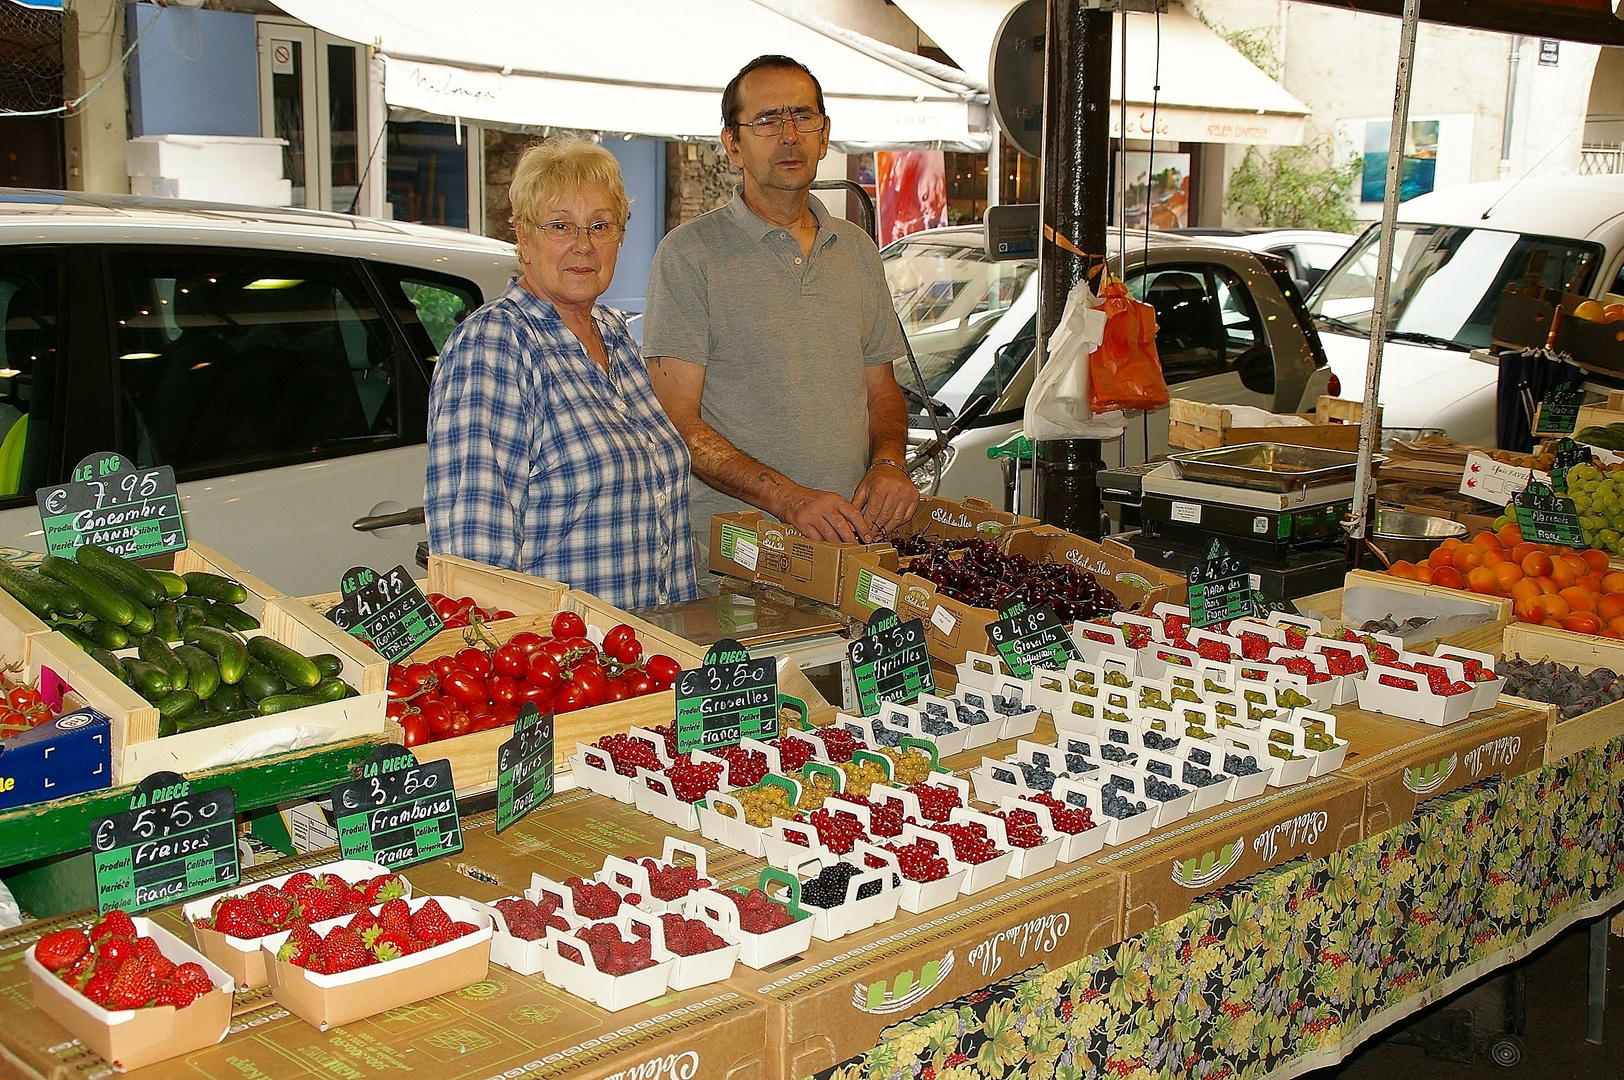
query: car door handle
[{"left": 353, "top": 507, "right": 426, "bottom": 532}]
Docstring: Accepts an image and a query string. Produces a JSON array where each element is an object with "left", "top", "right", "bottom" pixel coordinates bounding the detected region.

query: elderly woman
[{"left": 426, "top": 139, "right": 696, "bottom": 609}]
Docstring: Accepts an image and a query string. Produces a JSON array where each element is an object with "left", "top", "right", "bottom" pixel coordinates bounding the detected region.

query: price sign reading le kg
[
  {"left": 1513, "top": 481, "right": 1585, "bottom": 549},
  {"left": 1187, "top": 542, "right": 1251, "bottom": 629},
  {"left": 674, "top": 638, "right": 779, "bottom": 754},
  {"left": 90, "top": 771, "right": 238, "bottom": 915},
  {"left": 325, "top": 563, "right": 444, "bottom": 664},
  {"left": 847, "top": 606, "right": 934, "bottom": 717},
  {"left": 331, "top": 746, "right": 461, "bottom": 869},
  {"left": 986, "top": 600, "right": 1081, "bottom": 678},
  {"left": 38, "top": 452, "right": 186, "bottom": 559},
  {"left": 1534, "top": 385, "right": 1584, "bottom": 436},
  {"left": 1551, "top": 437, "right": 1593, "bottom": 494},
  {"left": 496, "top": 704, "right": 555, "bottom": 833}
]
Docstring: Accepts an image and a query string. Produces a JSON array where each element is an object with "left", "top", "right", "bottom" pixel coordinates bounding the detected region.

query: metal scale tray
[{"left": 1168, "top": 442, "right": 1362, "bottom": 493}]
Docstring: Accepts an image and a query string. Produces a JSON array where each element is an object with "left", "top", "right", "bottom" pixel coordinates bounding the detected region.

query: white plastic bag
[{"left": 1024, "top": 280, "right": 1127, "bottom": 440}]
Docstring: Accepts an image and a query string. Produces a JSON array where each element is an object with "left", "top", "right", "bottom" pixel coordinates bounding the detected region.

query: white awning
[
  {"left": 274, "top": 0, "right": 991, "bottom": 152},
  {"left": 890, "top": 0, "right": 1311, "bottom": 145}
]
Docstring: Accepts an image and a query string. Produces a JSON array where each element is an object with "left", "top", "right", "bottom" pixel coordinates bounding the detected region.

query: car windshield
[
  {"left": 883, "top": 235, "right": 1035, "bottom": 411},
  {"left": 1307, "top": 223, "right": 1601, "bottom": 349}
]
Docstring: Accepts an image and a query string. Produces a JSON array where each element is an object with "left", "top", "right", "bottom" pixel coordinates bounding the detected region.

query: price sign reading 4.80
[
  {"left": 90, "top": 771, "right": 238, "bottom": 915},
  {"left": 37, "top": 451, "right": 186, "bottom": 559},
  {"left": 848, "top": 606, "right": 934, "bottom": 716},
  {"left": 331, "top": 746, "right": 461, "bottom": 870},
  {"left": 674, "top": 638, "right": 779, "bottom": 754},
  {"left": 324, "top": 564, "right": 445, "bottom": 664},
  {"left": 1188, "top": 541, "right": 1252, "bottom": 629},
  {"left": 985, "top": 600, "right": 1082, "bottom": 678}
]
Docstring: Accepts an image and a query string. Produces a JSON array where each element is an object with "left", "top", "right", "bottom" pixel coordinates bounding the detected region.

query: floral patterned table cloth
[{"left": 818, "top": 739, "right": 1624, "bottom": 1080}]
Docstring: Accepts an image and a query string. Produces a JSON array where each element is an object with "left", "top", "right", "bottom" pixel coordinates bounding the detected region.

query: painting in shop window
[
  {"left": 1361, "top": 119, "right": 1439, "bottom": 203},
  {"left": 877, "top": 150, "right": 949, "bottom": 246},
  {"left": 1119, "top": 152, "right": 1191, "bottom": 230}
]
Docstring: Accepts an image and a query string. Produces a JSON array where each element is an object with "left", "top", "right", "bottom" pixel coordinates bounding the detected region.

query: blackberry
[{"left": 800, "top": 863, "right": 862, "bottom": 908}]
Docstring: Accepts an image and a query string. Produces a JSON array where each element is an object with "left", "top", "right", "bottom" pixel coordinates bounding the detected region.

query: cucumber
[
  {"left": 245, "top": 636, "right": 321, "bottom": 689},
  {"left": 175, "top": 595, "right": 208, "bottom": 613},
  {"left": 0, "top": 560, "right": 73, "bottom": 620},
  {"left": 172, "top": 644, "right": 220, "bottom": 700},
  {"left": 121, "top": 657, "right": 172, "bottom": 702},
  {"left": 83, "top": 619, "right": 131, "bottom": 651},
  {"left": 40, "top": 556, "right": 138, "bottom": 627},
  {"left": 124, "top": 601, "right": 155, "bottom": 636},
  {"left": 257, "top": 693, "right": 321, "bottom": 715},
  {"left": 90, "top": 647, "right": 132, "bottom": 685},
  {"left": 238, "top": 663, "right": 286, "bottom": 702},
  {"left": 155, "top": 688, "right": 200, "bottom": 722},
  {"left": 210, "top": 682, "right": 247, "bottom": 713},
  {"left": 152, "top": 601, "right": 182, "bottom": 642},
  {"left": 55, "top": 625, "right": 96, "bottom": 652},
  {"left": 309, "top": 653, "right": 345, "bottom": 679},
  {"left": 177, "top": 603, "right": 206, "bottom": 634},
  {"left": 311, "top": 677, "right": 353, "bottom": 702},
  {"left": 75, "top": 545, "right": 166, "bottom": 608},
  {"left": 150, "top": 568, "right": 186, "bottom": 599},
  {"left": 182, "top": 625, "right": 248, "bottom": 685},
  {"left": 182, "top": 572, "right": 249, "bottom": 606},
  {"left": 173, "top": 710, "right": 251, "bottom": 734},
  {"left": 206, "top": 602, "right": 260, "bottom": 632},
  {"left": 138, "top": 635, "right": 188, "bottom": 690}
]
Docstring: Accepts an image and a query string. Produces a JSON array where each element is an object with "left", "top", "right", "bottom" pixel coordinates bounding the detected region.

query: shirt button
[{"left": 795, "top": 257, "right": 802, "bottom": 264}]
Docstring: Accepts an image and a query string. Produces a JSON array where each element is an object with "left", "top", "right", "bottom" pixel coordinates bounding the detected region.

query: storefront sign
[
  {"left": 986, "top": 601, "right": 1081, "bottom": 677},
  {"left": 674, "top": 638, "right": 778, "bottom": 754},
  {"left": 496, "top": 704, "right": 554, "bottom": 833},
  {"left": 848, "top": 606, "right": 933, "bottom": 716},
  {"left": 37, "top": 452, "right": 186, "bottom": 559},
  {"left": 1188, "top": 542, "right": 1251, "bottom": 628},
  {"left": 332, "top": 746, "right": 461, "bottom": 870},
  {"left": 324, "top": 564, "right": 444, "bottom": 664},
  {"left": 91, "top": 771, "right": 238, "bottom": 915}
]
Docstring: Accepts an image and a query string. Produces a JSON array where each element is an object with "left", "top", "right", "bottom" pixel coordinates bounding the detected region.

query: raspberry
[
  {"left": 570, "top": 923, "right": 655, "bottom": 974},
  {"left": 638, "top": 859, "right": 713, "bottom": 901},
  {"left": 564, "top": 877, "right": 623, "bottom": 920},
  {"left": 658, "top": 913, "right": 728, "bottom": 956},
  {"left": 725, "top": 889, "right": 795, "bottom": 933}
]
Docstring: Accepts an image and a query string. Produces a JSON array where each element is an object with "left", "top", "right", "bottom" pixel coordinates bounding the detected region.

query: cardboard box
[
  {"left": 732, "top": 859, "right": 1122, "bottom": 1080},
  {"left": 842, "top": 525, "right": 1179, "bottom": 665},
  {"left": 1167, "top": 396, "right": 1378, "bottom": 452},
  {"left": 1331, "top": 702, "right": 1548, "bottom": 836},
  {"left": 24, "top": 917, "right": 234, "bottom": 1073},
  {"left": 1500, "top": 621, "right": 1624, "bottom": 761},
  {"left": 1088, "top": 774, "right": 1366, "bottom": 938},
  {"left": 1492, "top": 283, "right": 1624, "bottom": 376},
  {"left": 710, "top": 497, "right": 1039, "bottom": 606},
  {"left": 0, "top": 705, "right": 113, "bottom": 811},
  {"left": 1295, "top": 570, "right": 1512, "bottom": 657}
]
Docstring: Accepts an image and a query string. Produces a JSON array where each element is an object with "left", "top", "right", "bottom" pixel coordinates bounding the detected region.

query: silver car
[
  {"left": 0, "top": 190, "right": 515, "bottom": 594},
  {"left": 882, "top": 227, "right": 1336, "bottom": 506}
]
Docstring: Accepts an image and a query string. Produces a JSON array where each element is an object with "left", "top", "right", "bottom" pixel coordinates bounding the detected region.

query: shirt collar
[
  {"left": 726, "top": 187, "right": 836, "bottom": 247},
  {"left": 504, "top": 277, "right": 611, "bottom": 331}
]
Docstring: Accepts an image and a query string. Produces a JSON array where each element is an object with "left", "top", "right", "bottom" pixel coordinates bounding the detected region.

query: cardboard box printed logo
[{"left": 1401, "top": 731, "right": 1528, "bottom": 795}]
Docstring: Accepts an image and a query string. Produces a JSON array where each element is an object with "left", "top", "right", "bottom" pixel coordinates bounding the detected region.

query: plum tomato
[
  {"left": 386, "top": 698, "right": 410, "bottom": 720},
  {"left": 524, "top": 651, "right": 560, "bottom": 691},
  {"left": 8, "top": 686, "right": 43, "bottom": 713},
  {"left": 516, "top": 682, "right": 554, "bottom": 711},
  {"left": 492, "top": 642, "right": 527, "bottom": 678},
  {"left": 509, "top": 631, "right": 545, "bottom": 656},
  {"left": 603, "top": 623, "right": 640, "bottom": 661},
  {"left": 386, "top": 675, "right": 413, "bottom": 700},
  {"left": 455, "top": 647, "right": 493, "bottom": 678},
  {"left": 645, "top": 654, "right": 682, "bottom": 690},
  {"left": 555, "top": 680, "right": 591, "bottom": 713},
  {"left": 440, "top": 669, "right": 489, "bottom": 708},
  {"left": 428, "top": 593, "right": 461, "bottom": 621},
  {"left": 418, "top": 699, "right": 452, "bottom": 736},
  {"left": 489, "top": 675, "right": 521, "bottom": 707},
  {"left": 431, "top": 655, "right": 460, "bottom": 681},
  {"left": 403, "top": 662, "right": 436, "bottom": 690},
  {"left": 540, "top": 638, "right": 572, "bottom": 663},
  {"left": 604, "top": 676, "right": 630, "bottom": 703},
  {"left": 399, "top": 713, "right": 430, "bottom": 747},
  {"left": 623, "top": 670, "right": 654, "bottom": 697},
  {"left": 551, "top": 611, "right": 587, "bottom": 639}
]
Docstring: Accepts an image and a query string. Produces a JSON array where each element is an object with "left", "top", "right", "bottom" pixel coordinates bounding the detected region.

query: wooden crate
[
  {"left": 1166, "top": 397, "right": 1378, "bottom": 452},
  {"left": 1500, "top": 622, "right": 1624, "bottom": 761},
  {"left": 1298, "top": 570, "right": 1512, "bottom": 657}
]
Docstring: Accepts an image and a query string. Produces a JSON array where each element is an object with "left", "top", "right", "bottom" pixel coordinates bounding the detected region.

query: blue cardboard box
[{"left": 0, "top": 707, "right": 113, "bottom": 811}]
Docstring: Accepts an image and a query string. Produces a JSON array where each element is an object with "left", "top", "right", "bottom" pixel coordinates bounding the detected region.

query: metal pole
[
  {"left": 1347, "top": 0, "right": 1422, "bottom": 540},
  {"left": 1034, "top": 0, "right": 1112, "bottom": 538}
]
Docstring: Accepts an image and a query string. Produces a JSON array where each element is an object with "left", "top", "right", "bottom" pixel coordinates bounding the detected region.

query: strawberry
[
  {"left": 96, "top": 936, "right": 137, "bottom": 965},
  {"left": 81, "top": 969, "right": 116, "bottom": 1008},
  {"left": 34, "top": 928, "right": 91, "bottom": 973},
  {"left": 107, "top": 957, "right": 157, "bottom": 1009},
  {"left": 378, "top": 897, "right": 412, "bottom": 932},
  {"left": 249, "top": 886, "right": 297, "bottom": 928},
  {"left": 1195, "top": 640, "right": 1233, "bottom": 662},
  {"left": 408, "top": 900, "right": 455, "bottom": 945},
  {"left": 133, "top": 936, "right": 163, "bottom": 962},
  {"left": 360, "top": 873, "right": 406, "bottom": 905},
  {"left": 370, "top": 929, "right": 422, "bottom": 962},
  {"left": 276, "top": 926, "right": 323, "bottom": 966},
  {"left": 315, "top": 927, "right": 374, "bottom": 974},
  {"left": 283, "top": 871, "right": 316, "bottom": 890},
  {"left": 450, "top": 921, "right": 478, "bottom": 938},
  {"left": 302, "top": 886, "right": 344, "bottom": 923},
  {"left": 146, "top": 952, "right": 177, "bottom": 982},
  {"left": 210, "top": 898, "right": 270, "bottom": 940},
  {"left": 89, "top": 910, "right": 135, "bottom": 944},
  {"left": 156, "top": 982, "right": 201, "bottom": 1009},
  {"left": 61, "top": 953, "right": 97, "bottom": 988},
  {"left": 174, "top": 962, "right": 213, "bottom": 996},
  {"left": 1284, "top": 627, "right": 1308, "bottom": 649},
  {"left": 1239, "top": 632, "right": 1271, "bottom": 661}
]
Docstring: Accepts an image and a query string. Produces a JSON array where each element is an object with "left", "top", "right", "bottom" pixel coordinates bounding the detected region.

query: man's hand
[
  {"left": 854, "top": 462, "right": 920, "bottom": 536},
  {"left": 779, "top": 484, "right": 875, "bottom": 543}
]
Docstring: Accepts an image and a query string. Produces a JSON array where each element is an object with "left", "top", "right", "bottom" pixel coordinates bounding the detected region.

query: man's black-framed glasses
[{"left": 737, "top": 112, "right": 827, "bottom": 137}]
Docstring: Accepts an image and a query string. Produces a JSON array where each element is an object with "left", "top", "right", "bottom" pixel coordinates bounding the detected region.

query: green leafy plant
[{"left": 1224, "top": 138, "right": 1363, "bottom": 232}]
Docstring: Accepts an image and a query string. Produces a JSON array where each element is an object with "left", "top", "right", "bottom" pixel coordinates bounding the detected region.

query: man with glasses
[{"left": 644, "top": 54, "right": 918, "bottom": 561}]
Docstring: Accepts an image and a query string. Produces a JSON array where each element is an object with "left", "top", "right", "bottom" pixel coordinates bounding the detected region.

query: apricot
[
  {"left": 1498, "top": 523, "right": 1524, "bottom": 547},
  {"left": 1494, "top": 563, "right": 1526, "bottom": 590},
  {"left": 1466, "top": 567, "right": 1500, "bottom": 594},
  {"left": 1544, "top": 617, "right": 1567, "bottom": 628},
  {"left": 1452, "top": 546, "right": 1483, "bottom": 572},
  {"left": 1564, "top": 612, "right": 1603, "bottom": 635},
  {"left": 1607, "top": 614, "right": 1624, "bottom": 637},
  {"left": 1542, "top": 594, "right": 1572, "bottom": 621},
  {"left": 1440, "top": 537, "right": 1463, "bottom": 551},
  {"left": 1536, "top": 576, "right": 1560, "bottom": 595},
  {"left": 1560, "top": 552, "right": 1590, "bottom": 575},
  {"left": 1472, "top": 531, "right": 1503, "bottom": 551},
  {"left": 1388, "top": 560, "right": 1417, "bottom": 580},
  {"left": 1560, "top": 586, "right": 1597, "bottom": 613},
  {"left": 1514, "top": 595, "right": 1547, "bottom": 622},
  {"left": 1602, "top": 572, "right": 1624, "bottom": 594},
  {"left": 1511, "top": 542, "right": 1539, "bottom": 564},
  {"left": 1549, "top": 561, "right": 1578, "bottom": 590},
  {"left": 1481, "top": 549, "right": 1507, "bottom": 567},
  {"left": 1522, "top": 551, "right": 1554, "bottom": 578},
  {"left": 1431, "top": 566, "right": 1464, "bottom": 590},
  {"left": 1509, "top": 577, "right": 1541, "bottom": 602},
  {"left": 1428, "top": 547, "right": 1455, "bottom": 569},
  {"left": 1413, "top": 565, "right": 1434, "bottom": 584},
  {"left": 1597, "top": 593, "right": 1624, "bottom": 622},
  {"left": 1582, "top": 548, "right": 1611, "bottom": 573}
]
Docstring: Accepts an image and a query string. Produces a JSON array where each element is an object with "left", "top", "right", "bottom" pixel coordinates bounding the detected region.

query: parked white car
[
  {"left": 1167, "top": 228, "right": 1354, "bottom": 295},
  {"left": 0, "top": 189, "right": 515, "bottom": 594},
  {"left": 1308, "top": 175, "right": 1624, "bottom": 448},
  {"left": 882, "top": 227, "right": 1336, "bottom": 508}
]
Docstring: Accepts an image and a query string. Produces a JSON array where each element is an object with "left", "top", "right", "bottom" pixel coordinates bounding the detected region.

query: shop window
[
  {"left": 0, "top": 251, "right": 56, "bottom": 498},
  {"left": 110, "top": 251, "right": 399, "bottom": 476},
  {"left": 943, "top": 151, "right": 989, "bottom": 225},
  {"left": 386, "top": 122, "right": 469, "bottom": 229}
]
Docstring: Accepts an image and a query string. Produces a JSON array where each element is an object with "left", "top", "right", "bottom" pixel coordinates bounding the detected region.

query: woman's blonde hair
[{"left": 509, "top": 138, "right": 630, "bottom": 234}]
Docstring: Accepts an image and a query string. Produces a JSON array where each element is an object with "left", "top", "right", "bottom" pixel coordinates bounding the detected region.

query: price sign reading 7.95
[{"left": 37, "top": 451, "right": 187, "bottom": 559}]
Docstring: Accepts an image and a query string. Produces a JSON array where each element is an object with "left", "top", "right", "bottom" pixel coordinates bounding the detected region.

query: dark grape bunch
[{"left": 902, "top": 538, "right": 1123, "bottom": 622}]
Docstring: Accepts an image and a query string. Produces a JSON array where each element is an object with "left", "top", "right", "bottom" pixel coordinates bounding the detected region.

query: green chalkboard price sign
[
  {"left": 91, "top": 771, "right": 238, "bottom": 916},
  {"left": 1513, "top": 481, "right": 1585, "bottom": 548},
  {"left": 496, "top": 704, "right": 554, "bottom": 832},
  {"left": 332, "top": 746, "right": 461, "bottom": 870},
  {"left": 985, "top": 600, "right": 1082, "bottom": 677},
  {"left": 1534, "top": 385, "right": 1584, "bottom": 436},
  {"left": 1188, "top": 541, "right": 1252, "bottom": 629},
  {"left": 1551, "top": 437, "right": 1594, "bottom": 494},
  {"left": 325, "top": 564, "right": 445, "bottom": 664},
  {"left": 674, "top": 638, "right": 779, "bottom": 754},
  {"left": 848, "top": 607, "right": 934, "bottom": 717},
  {"left": 37, "top": 452, "right": 186, "bottom": 560}
]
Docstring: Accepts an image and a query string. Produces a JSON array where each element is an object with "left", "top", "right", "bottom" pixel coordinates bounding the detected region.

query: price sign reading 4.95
[
  {"left": 674, "top": 638, "right": 779, "bottom": 754},
  {"left": 324, "top": 564, "right": 444, "bottom": 664},
  {"left": 37, "top": 451, "right": 186, "bottom": 559},
  {"left": 331, "top": 746, "right": 461, "bottom": 870},
  {"left": 1513, "top": 480, "right": 1585, "bottom": 548},
  {"left": 1188, "top": 541, "right": 1252, "bottom": 629},
  {"left": 848, "top": 606, "right": 934, "bottom": 717},
  {"left": 90, "top": 771, "right": 238, "bottom": 915},
  {"left": 985, "top": 600, "right": 1082, "bottom": 678},
  {"left": 496, "top": 704, "right": 555, "bottom": 833}
]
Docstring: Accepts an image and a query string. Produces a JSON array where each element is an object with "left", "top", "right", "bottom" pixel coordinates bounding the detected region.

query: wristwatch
[{"left": 868, "top": 458, "right": 908, "bottom": 473}]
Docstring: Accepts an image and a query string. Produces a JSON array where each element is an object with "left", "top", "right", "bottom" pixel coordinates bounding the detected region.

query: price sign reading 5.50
[{"left": 90, "top": 770, "right": 238, "bottom": 915}]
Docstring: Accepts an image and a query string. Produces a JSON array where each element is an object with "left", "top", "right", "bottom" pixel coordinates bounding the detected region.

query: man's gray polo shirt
[{"left": 643, "top": 190, "right": 906, "bottom": 539}]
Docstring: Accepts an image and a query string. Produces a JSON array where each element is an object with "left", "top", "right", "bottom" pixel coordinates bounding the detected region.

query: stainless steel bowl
[{"left": 1370, "top": 506, "right": 1468, "bottom": 565}]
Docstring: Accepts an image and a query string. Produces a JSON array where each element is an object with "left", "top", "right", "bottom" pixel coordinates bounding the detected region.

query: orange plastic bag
[{"left": 1090, "top": 278, "right": 1170, "bottom": 413}]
